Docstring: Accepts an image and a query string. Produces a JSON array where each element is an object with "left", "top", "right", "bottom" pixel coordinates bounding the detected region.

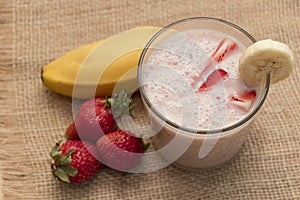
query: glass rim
[{"left": 137, "top": 17, "right": 270, "bottom": 135}]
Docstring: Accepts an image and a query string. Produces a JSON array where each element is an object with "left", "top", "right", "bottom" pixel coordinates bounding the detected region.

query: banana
[
  {"left": 239, "top": 39, "right": 294, "bottom": 85},
  {"left": 41, "top": 26, "right": 162, "bottom": 98}
]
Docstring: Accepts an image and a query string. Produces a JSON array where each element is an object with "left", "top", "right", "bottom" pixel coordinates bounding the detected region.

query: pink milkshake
[{"left": 138, "top": 18, "right": 270, "bottom": 170}]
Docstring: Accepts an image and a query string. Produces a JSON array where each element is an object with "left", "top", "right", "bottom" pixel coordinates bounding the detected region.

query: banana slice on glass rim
[{"left": 239, "top": 39, "right": 294, "bottom": 85}]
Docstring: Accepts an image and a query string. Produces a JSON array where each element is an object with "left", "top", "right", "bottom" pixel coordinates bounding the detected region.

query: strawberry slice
[
  {"left": 211, "top": 38, "right": 237, "bottom": 62},
  {"left": 193, "top": 38, "right": 237, "bottom": 89},
  {"left": 230, "top": 90, "right": 256, "bottom": 111},
  {"left": 199, "top": 69, "right": 228, "bottom": 91}
]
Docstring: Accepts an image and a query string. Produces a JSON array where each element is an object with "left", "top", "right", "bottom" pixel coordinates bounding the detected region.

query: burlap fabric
[{"left": 0, "top": 0, "right": 299, "bottom": 199}]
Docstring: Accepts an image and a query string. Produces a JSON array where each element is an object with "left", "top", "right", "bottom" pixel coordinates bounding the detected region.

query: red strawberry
[
  {"left": 74, "top": 91, "right": 132, "bottom": 142},
  {"left": 96, "top": 130, "right": 148, "bottom": 172},
  {"left": 50, "top": 140, "right": 103, "bottom": 183},
  {"left": 199, "top": 69, "right": 228, "bottom": 91},
  {"left": 230, "top": 90, "right": 256, "bottom": 111},
  {"left": 74, "top": 97, "right": 116, "bottom": 141},
  {"left": 193, "top": 38, "right": 237, "bottom": 88},
  {"left": 65, "top": 122, "right": 79, "bottom": 139}
]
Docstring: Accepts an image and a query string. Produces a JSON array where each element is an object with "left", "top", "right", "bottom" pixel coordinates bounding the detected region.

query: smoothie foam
[{"left": 142, "top": 29, "right": 259, "bottom": 131}]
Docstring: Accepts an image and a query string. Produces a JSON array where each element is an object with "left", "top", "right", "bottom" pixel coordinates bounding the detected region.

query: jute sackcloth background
[{"left": 0, "top": 0, "right": 299, "bottom": 199}]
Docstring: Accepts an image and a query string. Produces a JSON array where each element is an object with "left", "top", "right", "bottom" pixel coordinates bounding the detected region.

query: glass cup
[{"left": 138, "top": 17, "right": 270, "bottom": 170}]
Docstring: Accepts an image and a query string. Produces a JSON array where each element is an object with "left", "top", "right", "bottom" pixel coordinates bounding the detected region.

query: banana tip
[{"left": 41, "top": 68, "right": 45, "bottom": 83}]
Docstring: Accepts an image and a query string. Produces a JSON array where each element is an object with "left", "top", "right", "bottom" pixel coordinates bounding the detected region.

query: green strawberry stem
[
  {"left": 143, "top": 142, "right": 150, "bottom": 151},
  {"left": 141, "top": 139, "right": 150, "bottom": 151},
  {"left": 99, "top": 90, "right": 133, "bottom": 118},
  {"left": 50, "top": 141, "right": 78, "bottom": 183}
]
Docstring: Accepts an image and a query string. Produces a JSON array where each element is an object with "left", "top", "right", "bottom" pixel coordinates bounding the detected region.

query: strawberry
[
  {"left": 50, "top": 140, "right": 103, "bottom": 183},
  {"left": 96, "top": 130, "right": 148, "bottom": 172},
  {"left": 65, "top": 122, "right": 79, "bottom": 139},
  {"left": 199, "top": 69, "right": 228, "bottom": 91},
  {"left": 73, "top": 91, "right": 132, "bottom": 142},
  {"left": 230, "top": 90, "right": 256, "bottom": 111},
  {"left": 193, "top": 38, "right": 237, "bottom": 89},
  {"left": 74, "top": 97, "right": 116, "bottom": 141}
]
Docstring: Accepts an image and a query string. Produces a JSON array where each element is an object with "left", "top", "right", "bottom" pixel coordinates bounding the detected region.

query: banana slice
[{"left": 239, "top": 39, "right": 294, "bottom": 85}]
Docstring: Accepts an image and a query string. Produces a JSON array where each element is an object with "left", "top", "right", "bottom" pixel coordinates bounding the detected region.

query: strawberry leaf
[
  {"left": 141, "top": 138, "right": 150, "bottom": 151},
  {"left": 143, "top": 142, "right": 150, "bottom": 151},
  {"left": 60, "top": 156, "right": 72, "bottom": 166},
  {"left": 59, "top": 149, "right": 76, "bottom": 165},
  {"left": 60, "top": 165, "right": 78, "bottom": 177},
  {"left": 97, "top": 91, "right": 133, "bottom": 118},
  {"left": 64, "top": 149, "right": 76, "bottom": 157},
  {"left": 50, "top": 150, "right": 62, "bottom": 160},
  {"left": 50, "top": 141, "right": 62, "bottom": 158},
  {"left": 111, "top": 90, "right": 133, "bottom": 118},
  {"left": 54, "top": 168, "right": 70, "bottom": 183}
]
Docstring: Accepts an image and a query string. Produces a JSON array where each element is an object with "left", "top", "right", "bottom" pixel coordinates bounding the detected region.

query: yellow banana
[{"left": 41, "top": 26, "right": 162, "bottom": 98}]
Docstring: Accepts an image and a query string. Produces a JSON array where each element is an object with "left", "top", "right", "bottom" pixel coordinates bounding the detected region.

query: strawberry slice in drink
[
  {"left": 193, "top": 38, "right": 237, "bottom": 89},
  {"left": 199, "top": 69, "right": 228, "bottom": 91},
  {"left": 211, "top": 38, "right": 237, "bottom": 63},
  {"left": 230, "top": 90, "right": 256, "bottom": 111}
]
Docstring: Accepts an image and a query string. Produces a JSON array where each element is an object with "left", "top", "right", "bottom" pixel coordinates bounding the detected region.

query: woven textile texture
[{"left": 0, "top": 0, "right": 299, "bottom": 199}]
